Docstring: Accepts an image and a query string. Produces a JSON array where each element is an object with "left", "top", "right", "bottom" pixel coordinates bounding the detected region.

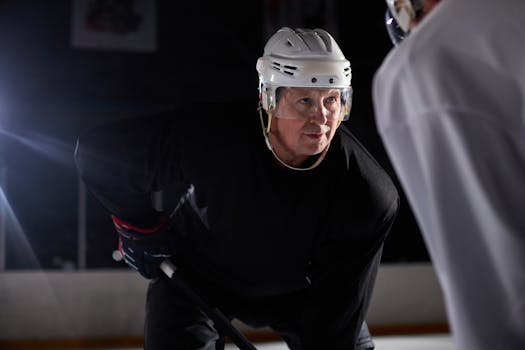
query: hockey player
[
  {"left": 373, "top": 0, "right": 525, "bottom": 349},
  {"left": 76, "top": 27, "right": 399, "bottom": 350}
]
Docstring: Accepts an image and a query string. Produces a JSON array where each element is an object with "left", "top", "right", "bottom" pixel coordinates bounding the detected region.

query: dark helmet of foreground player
[{"left": 384, "top": 0, "right": 441, "bottom": 45}]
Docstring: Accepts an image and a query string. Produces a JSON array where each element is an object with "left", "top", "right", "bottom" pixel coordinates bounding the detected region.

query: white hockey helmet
[{"left": 256, "top": 27, "right": 352, "bottom": 121}]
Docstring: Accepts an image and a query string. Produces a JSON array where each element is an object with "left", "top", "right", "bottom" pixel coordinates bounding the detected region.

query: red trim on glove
[{"left": 111, "top": 214, "right": 168, "bottom": 234}]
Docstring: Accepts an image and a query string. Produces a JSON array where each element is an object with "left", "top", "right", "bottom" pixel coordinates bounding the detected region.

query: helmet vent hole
[
  {"left": 286, "top": 40, "right": 294, "bottom": 47},
  {"left": 329, "top": 78, "right": 334, "bottom": 84},
  {"left": 311, "top": 77, "right": 317, "bottom": 83},
  {"left": 271, "top": 61, "right": 297, "bottom": 76}
]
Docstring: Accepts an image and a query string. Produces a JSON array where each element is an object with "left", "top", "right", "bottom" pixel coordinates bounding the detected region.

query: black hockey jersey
[{"left": 75, "top": 99, "right": 399, "bottom": 296}]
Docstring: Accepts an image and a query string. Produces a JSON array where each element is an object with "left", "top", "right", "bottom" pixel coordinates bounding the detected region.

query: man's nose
[{"left": 309, "top": 104, "right": 329, "bottom": 123}]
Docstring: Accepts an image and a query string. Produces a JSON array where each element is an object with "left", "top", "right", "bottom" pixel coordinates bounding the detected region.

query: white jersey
[{"left": 373, "top": 0, "right": 525, "bottom": 349}]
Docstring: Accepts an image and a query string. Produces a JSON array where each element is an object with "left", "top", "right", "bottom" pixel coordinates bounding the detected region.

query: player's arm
[{"left": 74, "top": 111, "right": 185, "bottom": 278}]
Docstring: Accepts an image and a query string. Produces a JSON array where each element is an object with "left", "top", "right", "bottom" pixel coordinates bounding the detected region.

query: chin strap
[
  {"left": 257, "top": 102, "right": 330, "bottom": 171},
  {"left": 257, "top": 102, "right": 273, "bottom": 152}
]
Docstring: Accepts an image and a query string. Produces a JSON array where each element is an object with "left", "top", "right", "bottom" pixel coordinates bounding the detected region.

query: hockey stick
[{"left": 160, "top": 259, "right": 258, "bottom": 350}]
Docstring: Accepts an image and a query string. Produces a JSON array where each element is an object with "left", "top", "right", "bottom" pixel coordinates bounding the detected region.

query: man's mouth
[{"left": 304, "top": 125, "right": 330, "bottom": 139}]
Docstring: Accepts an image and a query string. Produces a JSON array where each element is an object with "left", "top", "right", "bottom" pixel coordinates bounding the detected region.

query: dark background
[{"left": 0, "top": 0, "right": 428, "bottom": 270}]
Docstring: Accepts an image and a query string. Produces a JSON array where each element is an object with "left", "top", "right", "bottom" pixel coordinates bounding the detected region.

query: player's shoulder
[
  {"left": 336, "top": 124, "right": 399, "bottom": 212},
  {"left": 335, "top": 124, "right": 385, "bottom": 178},
  {"left": 336, "top": 124, "right": 373, "bottom": 159}
]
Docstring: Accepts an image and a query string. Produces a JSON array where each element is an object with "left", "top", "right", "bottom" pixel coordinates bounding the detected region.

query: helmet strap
[{"left": 258, "top": 101, "right": 273, "bottom": 151}]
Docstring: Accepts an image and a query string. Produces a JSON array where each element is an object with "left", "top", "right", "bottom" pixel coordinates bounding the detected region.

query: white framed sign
[{"left": 71, "top": 0, "right": 157, "bottom": 52}]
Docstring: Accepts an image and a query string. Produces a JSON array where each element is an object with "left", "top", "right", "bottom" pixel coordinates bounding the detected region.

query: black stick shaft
[{"left": 160, "top": 259, "right": 258, "bottom": 350}]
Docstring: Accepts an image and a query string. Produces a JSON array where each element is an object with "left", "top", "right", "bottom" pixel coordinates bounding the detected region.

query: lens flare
[
  {"left": 0, "top": 180, "right": 40, "bottom": 269},
  {"left": 0, "top": 128, "right": 75, "bottom": 169}
]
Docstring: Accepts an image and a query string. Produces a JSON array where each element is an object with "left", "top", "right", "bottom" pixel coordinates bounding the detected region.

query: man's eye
[{"left": 298, "top": 98, "right": 310, "bottom": 104}]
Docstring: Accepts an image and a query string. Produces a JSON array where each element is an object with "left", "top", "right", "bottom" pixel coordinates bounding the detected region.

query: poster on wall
[{"left": 71, "top": 0, "right": 157, "bottom": 52}]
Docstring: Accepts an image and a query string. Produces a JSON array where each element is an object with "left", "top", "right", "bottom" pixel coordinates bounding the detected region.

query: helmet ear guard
[{"left": 258, "top": 81, "right": 273, "bottom": 112}]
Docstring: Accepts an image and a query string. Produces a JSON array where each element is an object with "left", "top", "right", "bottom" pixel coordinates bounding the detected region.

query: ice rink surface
[
  {"left": 221, "top": 334, "right": 454, "bottom": 350},
  {"left": 104, "top": 334, "right": 453, "bottom": 350}
]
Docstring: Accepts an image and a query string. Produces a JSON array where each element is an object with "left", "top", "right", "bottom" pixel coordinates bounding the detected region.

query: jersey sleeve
[{"left": 74, "top": 111, "right": 184, "bottom": 227}]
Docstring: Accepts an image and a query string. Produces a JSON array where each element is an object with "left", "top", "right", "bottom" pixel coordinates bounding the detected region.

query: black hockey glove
[{"left": 112, "top": 214, "right": 173, "bottom": 279}]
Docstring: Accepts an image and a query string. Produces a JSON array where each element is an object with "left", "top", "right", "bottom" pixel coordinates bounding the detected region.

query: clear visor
[{"left": 272, "top": 87, "right": 352, "bottom": 121}]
